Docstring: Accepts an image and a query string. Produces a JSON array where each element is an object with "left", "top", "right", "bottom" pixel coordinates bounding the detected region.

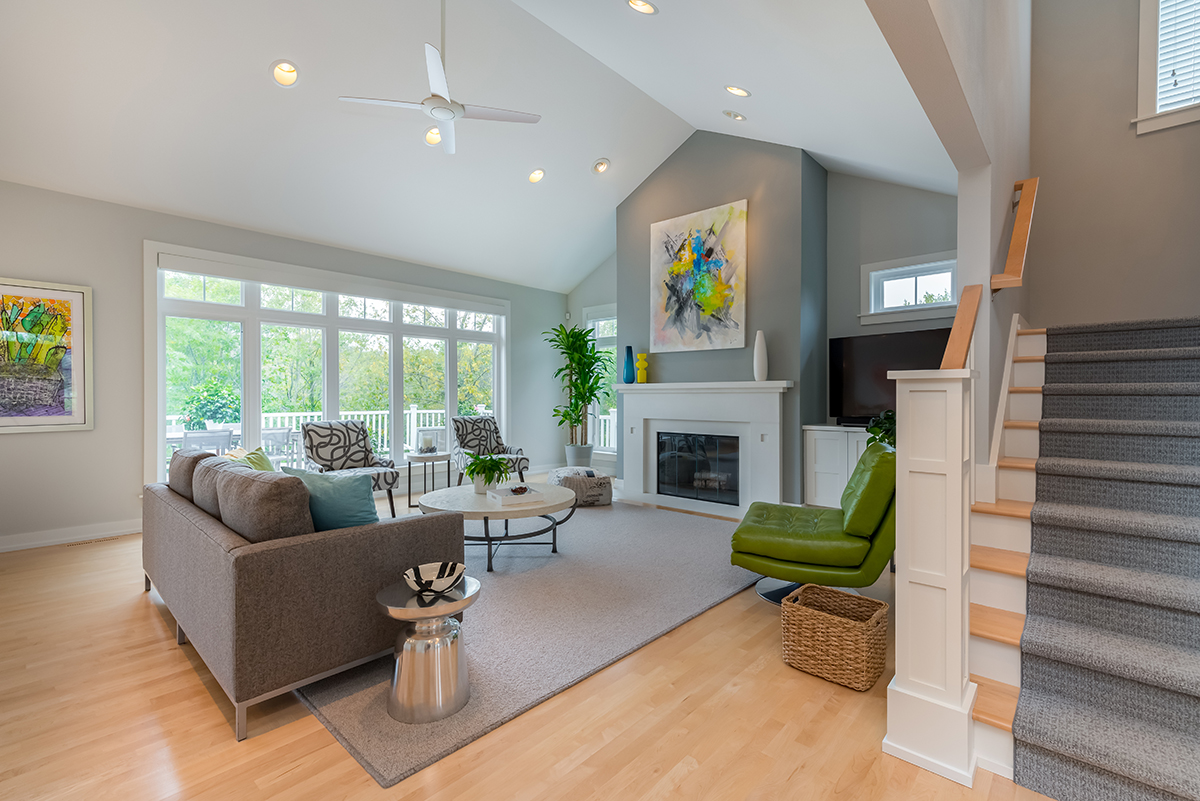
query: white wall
[
  {"left": 0, "top": 179, "right": 566, "bottom": 549},
  {"left": 566, "top": 253, "right": 616, "bottom": 326}
]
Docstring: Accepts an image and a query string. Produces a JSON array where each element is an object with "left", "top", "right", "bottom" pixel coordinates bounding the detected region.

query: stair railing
[{"left": 991, "top": 178, "right": 1039, "bottom": 291}]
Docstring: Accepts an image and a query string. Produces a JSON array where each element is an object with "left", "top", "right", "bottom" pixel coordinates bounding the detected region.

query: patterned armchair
[
  {"left": 300, "top": 420, "right": 401, "bottom": 516},
  {"left": 451, "top": 416, "right": 529, "bottom": 484}
]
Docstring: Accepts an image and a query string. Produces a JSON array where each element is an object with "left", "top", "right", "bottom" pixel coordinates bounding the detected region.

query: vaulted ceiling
[{"left": 0, "top": 0, "right": 953, "bottom": 294}]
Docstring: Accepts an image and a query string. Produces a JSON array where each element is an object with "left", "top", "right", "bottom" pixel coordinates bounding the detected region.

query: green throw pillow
[
  {"left": 281, "top": 467, "right": 380, "bottom": 532},
  {"left": 840, "top": 442, "right": 897, "bottom": 539},
  {"left": 226, "top": 446, "right": 275, "bottom": 472}
]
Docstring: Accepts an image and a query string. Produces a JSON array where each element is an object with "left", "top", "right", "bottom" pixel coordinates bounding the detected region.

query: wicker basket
[{"left": 781, "top": 585, "right": 889, "bottom": 692}]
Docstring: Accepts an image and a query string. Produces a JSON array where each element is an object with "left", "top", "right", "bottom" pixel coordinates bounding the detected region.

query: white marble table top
[{"left": 418, "top": 483, "right": 575, "bottom": 520}]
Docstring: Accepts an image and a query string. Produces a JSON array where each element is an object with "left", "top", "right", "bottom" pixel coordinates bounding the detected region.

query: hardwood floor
[{"left": 0, "top": 503, "right": 1047, "bottom": 800}]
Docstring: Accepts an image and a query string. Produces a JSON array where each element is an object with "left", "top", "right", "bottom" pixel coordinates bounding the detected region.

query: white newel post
[{"left": 882, "top": 368, "right": 979, "bottom": 786}]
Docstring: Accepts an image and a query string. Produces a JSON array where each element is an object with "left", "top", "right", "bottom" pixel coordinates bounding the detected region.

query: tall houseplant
[{"left": 543, "top": 324, "right": 613, "bottom": 467}]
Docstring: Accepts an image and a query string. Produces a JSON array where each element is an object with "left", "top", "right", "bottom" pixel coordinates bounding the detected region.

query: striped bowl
[{"left": 403, "top": 561, "right": 466, "bottom": 595}]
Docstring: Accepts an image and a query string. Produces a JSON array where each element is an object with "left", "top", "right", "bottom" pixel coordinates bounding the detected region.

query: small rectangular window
[
  {"left": 870, "top": 259, "right": 955, "bottom": 312},
  {"left": 261, "top": 284, "right": 324, "bottom": 314},
  {"left": 591, "top": 317, "right": 618, "bottom": 339},
  {"left": 1137, "top": 0, "right": 1200, "bottom": 132},
  {"left": 456, "top": 310, "right": 494, "bottom": 332},
  {"left": 339, "top": 294, "right": 392, "bottom": 321},
  {"left": 163, "top": 271, "right": 243, "bottom": 305},
  {"left": 402, "top": 304, "right": 447, "bottom": 327}
]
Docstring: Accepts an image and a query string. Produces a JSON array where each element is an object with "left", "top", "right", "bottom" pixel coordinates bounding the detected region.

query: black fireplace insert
[{"left": 656, "top": 432, "right": 740, "bottom": 506}]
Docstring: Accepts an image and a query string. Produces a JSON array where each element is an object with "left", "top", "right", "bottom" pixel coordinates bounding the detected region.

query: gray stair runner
[{"left": 1014, "top": 316, "right": 1200, "bottom": 801}]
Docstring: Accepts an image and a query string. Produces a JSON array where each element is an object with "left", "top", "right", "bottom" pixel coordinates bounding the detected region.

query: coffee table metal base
[
  {"left": 467, "top": 503, "right": 578, "bottom": 572},
  {"left": 388, "top": 616, "right": 469, "bottom": 724}
]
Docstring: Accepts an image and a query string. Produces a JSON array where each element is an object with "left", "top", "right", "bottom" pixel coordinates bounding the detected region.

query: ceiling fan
[{"left": 338, "top": 0, "right": 540, "bottom": 155}]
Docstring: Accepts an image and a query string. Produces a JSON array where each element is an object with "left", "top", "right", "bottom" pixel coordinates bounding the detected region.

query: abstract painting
[
  {"left": 650, "top": 199, "right": 747, "bottom": 353},
  {"left": 0, "top": 279, "right": 92, "bottom": 432}
]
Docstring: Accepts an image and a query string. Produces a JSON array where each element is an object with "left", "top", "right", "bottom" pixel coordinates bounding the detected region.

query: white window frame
[
  {"left": 143, "top": 241, "right": 509, "bottom": 485},
  {"left": 859, "top": 250, "right": 957, "bottom": 326},
  {"left": 1136, "top": 0, "right": 1200, "bottom": 134},
  {"left": 584, "top": 303, "right": 618, "bottom": 455}
]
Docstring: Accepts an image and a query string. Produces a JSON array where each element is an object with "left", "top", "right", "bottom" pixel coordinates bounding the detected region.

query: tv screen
[{"left": 829, "top": 328, "right": 952, "bottom": 423}]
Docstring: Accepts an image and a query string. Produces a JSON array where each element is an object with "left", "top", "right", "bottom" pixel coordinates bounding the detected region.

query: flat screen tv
[{"left": 829, "top": 328, "right": 952, "bottom": 425}]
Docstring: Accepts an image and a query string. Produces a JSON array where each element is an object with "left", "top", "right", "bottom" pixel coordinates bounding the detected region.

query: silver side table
[{"left": 376, "top": 576, "right": 480, "bottom": 724}]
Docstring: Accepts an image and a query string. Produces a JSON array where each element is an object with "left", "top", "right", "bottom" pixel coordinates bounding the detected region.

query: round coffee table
[
  {"left": 418, "top": 483, "right": 577, "bottom": 572},
  {"left": 376, "top": 576, "right": 481, "bottom": 724}
]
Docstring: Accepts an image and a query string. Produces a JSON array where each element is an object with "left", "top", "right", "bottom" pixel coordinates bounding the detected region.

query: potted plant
[
  {"left": 543, "top": 324, "right": 614, "bottom": 467},
  {"left": 866, "top": 410, "right": 896, "bottom": 449},
  {"left": 463, "top": 452, "right": 512, "bottom": 494}
]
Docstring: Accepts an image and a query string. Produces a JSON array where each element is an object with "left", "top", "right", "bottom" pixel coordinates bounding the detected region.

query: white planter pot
[
  {"left": 472, "top": 475, "right": 495, "bottom": 494},
  {"left": 565, "top": 444, "right": 594, "bottom": 467}
]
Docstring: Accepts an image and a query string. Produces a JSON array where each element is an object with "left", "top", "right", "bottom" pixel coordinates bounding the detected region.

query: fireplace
[{"left": 656, "top": 432, "right": 740, "bottom": 506}]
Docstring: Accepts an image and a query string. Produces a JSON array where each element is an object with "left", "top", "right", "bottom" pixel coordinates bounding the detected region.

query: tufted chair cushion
[{"left": 730, "top": 502, "right": 871, "bottom": 567}]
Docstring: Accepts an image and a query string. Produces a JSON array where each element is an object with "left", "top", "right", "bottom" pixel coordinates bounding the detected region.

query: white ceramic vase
[
  {"left": 472, "top": 475, "right": 493, "bottom": 495},
  {"left": 753, "top": 330, "right": 768, "bottom": 381}
]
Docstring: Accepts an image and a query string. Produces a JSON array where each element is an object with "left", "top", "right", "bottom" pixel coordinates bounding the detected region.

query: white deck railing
[{"left": 592, "top": 409, "right": 618, "bottom": 451}]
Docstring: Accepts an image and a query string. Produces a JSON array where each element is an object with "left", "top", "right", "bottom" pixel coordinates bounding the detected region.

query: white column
[{"left": 882, "top": 368, "right": 978, "bottom": 787}]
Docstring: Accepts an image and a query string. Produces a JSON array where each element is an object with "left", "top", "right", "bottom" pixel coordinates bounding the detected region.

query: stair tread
[
  {"left": 972, "top": 500, "right": 1034, "bottom": 519},
  {"left": 971, "top": 674, "right": 1019, "bottom": 731},
  {"left": 1028, "top": 553, "right": 1200, "bottom": 614},
  {"left": 1013, "top": 355, "right": 1045, "bottom": 363},
  {"left": 971, "top": 545, "right": 1029, "bottom": 577},
  {"left": 1040, "top": 417, "right": 1200, "bottom": 437},
  {"left": 1042, "top": 381, "right": 1200, "bottom": 395},
  {"left": 1017, "top": 328, "right": 1047, "bottom": 336},
  {"left": 1033, "top": 501, "right": 1200, "bottom": 544},
  {"left": 1009, "top": 386, "right": 1043, "bottom": 394},
  {"left": 1045, "top": 345, "right": 1200, "bottom": 363},
  {"left": 1004, "top": 420, "right": 1040, "bottom": 429},
  {"left": 1037, "top": 456, "right": 1200, "bottom": 487},
  {"left": 970, "top": 603, "right": 1025, "bottom": 646},
  {"left": 998, "top": 456, "right": 1038, "bottom": 471}
]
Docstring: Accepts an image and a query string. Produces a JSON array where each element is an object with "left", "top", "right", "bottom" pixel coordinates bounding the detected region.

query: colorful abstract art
[
  {"left": 649, "top": 200, "right": 747, "bottom": 353},
  {"left": 0, "top": 279, "right": 92, "bottom": 431}
]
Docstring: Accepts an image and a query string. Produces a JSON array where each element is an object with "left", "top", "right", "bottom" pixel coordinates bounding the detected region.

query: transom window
[
  {"left": 339, "top": 294, "right": 391, "bottom": 321},
  {"left": 261, "top": 284, "right": 323, "bottom": 314},
  {"left": 163, "top": 270, "right": 242, "bottom": 305}
]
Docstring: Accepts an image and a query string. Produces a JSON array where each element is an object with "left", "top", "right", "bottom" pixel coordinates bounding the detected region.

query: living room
[{"left": 3, "top": 0, "right": 1199, "bottom": 799}]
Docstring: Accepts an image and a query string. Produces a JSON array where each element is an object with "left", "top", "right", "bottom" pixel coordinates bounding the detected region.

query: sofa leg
[
  {"left": 144, "top": 573, "right": 151, "bottom": 592},
  {"left": 387, "top": 489, "right": 396, "bottom": 517},
  {"left": 176, "top": 623, "right": 187, "bottom": 645},
  {"left": 235, "top": 703, "right": 248, "bottom": 741}
]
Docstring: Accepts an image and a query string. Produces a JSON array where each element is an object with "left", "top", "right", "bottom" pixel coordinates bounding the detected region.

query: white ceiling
[
  {"left": 0, "top": 0, "right": 954, "bottom": 295},
  {"left": 511, "top": 0, "right": 957, "bottom": 197}
]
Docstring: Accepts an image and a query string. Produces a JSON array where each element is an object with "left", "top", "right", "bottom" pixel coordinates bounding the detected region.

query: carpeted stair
[{"left": 1013, "top": 315, "right": 1200, "bottom": 801}]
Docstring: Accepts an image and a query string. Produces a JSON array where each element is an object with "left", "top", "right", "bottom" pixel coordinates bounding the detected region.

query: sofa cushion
[
  {"left": 168, "top": 448, "right": 216, "bottom": 502},
  {"left": 282, "top": 467, "right": 379, "bottom": 532},
  {"left": 840, "top": 443, "right": 897, "bottom": 539},
  {"left": 213, "top": 462, "right": 315, "bottom": 543},
  {"left": 191, "top": 456, "right": 232, "bottom": 519},
  {"left": 731, "top": 501, "right": 871, "bottom": 568}
]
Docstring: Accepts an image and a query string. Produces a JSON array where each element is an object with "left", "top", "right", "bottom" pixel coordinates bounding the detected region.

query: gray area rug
[
  {"left": 296, "top": 502, "right": 756, "bottom": 788},
  {"left": 1013, "top": 317, "right": 1200, "bottom": 801}
]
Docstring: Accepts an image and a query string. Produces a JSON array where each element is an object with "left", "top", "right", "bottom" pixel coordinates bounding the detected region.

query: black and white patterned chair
[
  {"left": 301, "top": 420, "right": 401, "bottom": 516},
  {"left": 451, "top": 416, "right": 528, "bottom": 484}
]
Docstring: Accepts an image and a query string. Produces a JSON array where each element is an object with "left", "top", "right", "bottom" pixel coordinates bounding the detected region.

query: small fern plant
[
  {"left": 866, "top": 410, "right": 896, "bottom": 449},
  {"left": 463, "top": 452, "right": 511, "bottom": 487}
]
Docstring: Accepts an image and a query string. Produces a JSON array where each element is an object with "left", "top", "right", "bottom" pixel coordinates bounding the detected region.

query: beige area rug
[{"left": 296, "top": 502, "right": 756, "bottom": 788}]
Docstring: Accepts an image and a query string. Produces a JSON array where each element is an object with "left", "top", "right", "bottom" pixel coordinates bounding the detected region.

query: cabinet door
[
  {"left": 805, "top": 430, "right": 848, "bottom": 508},
  {"left": 848, "top": 431, "right": 872, "bottom": 475}
]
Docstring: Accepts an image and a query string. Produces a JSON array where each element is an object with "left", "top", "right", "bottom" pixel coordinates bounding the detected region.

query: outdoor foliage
[
  {"left": 164, "top": 317, "right": 241, "bottom": 418},
  {"left": 543, "top": 324, "right": 613, "bottom": 446},
  {"left": 457, "top": 341, "right": 494, "bottom": 415},
  {"left": 180, "top": 378, "right": 241, "bottom": 430},
  {"left": 866, "top": 409, "right": 897, "bottom": 449},
  {"left": 261, "top": 324, "right": 323, "bottom": 413}
]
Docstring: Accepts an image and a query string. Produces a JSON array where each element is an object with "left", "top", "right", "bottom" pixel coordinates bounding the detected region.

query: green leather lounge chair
[{"left": 731, "top": 442, "right": 896, "bottom": 600}]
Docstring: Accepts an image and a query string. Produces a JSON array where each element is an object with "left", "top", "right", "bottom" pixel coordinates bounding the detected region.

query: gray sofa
[{"left": 142, "top": 449, "right": 464, "bottom": 740}]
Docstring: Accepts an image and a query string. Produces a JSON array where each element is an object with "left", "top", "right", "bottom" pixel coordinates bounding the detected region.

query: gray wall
[
  {"left": 615, "top": 131, "right": 828, "bottom": 503},
  {"left": 566, "top": 253, "right": 616, "bottom": 325},
  {"left": 826, "top": 173, "right": 959, "bottom": 340},
  {"left": 1026, "top": 0, "right": 1200, "bottom": 327},
  {"left": 0, "top": 179, "right": 566, "bottom": 546}
]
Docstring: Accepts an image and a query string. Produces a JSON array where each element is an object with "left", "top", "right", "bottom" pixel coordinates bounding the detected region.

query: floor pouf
[{"left": 547, "top": 466, "right": 612, "bottom": 507}]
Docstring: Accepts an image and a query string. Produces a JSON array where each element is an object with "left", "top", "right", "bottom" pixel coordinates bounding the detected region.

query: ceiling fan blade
[
  {"left": 425, "top": 43, "right": 451, "bottom": 100},
  {"left": 338, "top": 96, "right": 424, "bottom": 110},
  {"left": 440, "top": 119, "right": 456, "bottom": 155},
  {"left": 461, "top": 104, "right": 541, "bottom": 124}
]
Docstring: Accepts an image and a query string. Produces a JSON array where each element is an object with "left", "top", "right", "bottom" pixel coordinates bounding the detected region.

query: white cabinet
[{"left": 803, "top": 425, "right": 870, "bottom": 507}]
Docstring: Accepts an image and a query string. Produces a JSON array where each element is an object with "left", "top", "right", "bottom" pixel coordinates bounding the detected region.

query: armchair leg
[
  {"left": 457, "top": 473, "right": 464, "bottom": 486},
  {"left": 387, "top": 489, "right": 396, "bottom": 517},
  {"left": 518, "top": 466, "right": 525, "bottom": 482}
]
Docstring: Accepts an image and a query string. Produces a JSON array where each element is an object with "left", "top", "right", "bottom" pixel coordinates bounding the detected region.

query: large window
[
  {"left": 585, "top": 305, "right": 619, "bottom": 453},
  {"left": 152, "top": 253, "right": 506, "bottom": 481},
  {"left": 1138, "top": 0, "right": 1200, "bottom": 133},
  {"left": 859, "top": 251, "right": 957, "bottom": 325}
]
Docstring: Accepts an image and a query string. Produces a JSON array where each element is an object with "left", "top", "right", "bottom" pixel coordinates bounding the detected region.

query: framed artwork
[
  {"left": 650, "top": 199, "right": 747, "bottom": 353},
  {"left": 0, "top": 278, "right": 93, "bottom": 432}
]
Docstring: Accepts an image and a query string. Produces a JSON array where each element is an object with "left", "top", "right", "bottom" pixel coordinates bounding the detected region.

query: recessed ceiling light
[
  {"left": 529, "top": 169, "right": 545, "bottom": 183},
  {"left": 725, "top": 86, "right": 751, "bottom": 97},
  {"left": 723, "top": 110, "right": 746, "bottom": 121},
  {"left": 592, "top": 158, "right": 610, "bottom": 174},
  {"left": 425, "top": 126, "right": 442, "bottom": 146},
  {"left": 271, "top": 60, "right": 298, "bottom": 87},
  {"left": 628, "top": 0, "right": 658, "bottom": 14}
]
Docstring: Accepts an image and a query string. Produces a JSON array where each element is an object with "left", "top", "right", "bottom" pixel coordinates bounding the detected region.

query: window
[
  {"left": 1137, "top": 0, "right": 1200, "bottom": 133},
  {"left": 860, "top": 251, "right": 957, "bottom": 324},
  {"left": 402, "top": 304, "right": 446, "bottom": 327},
  {"left": 261, "top": 284, "right": 323, "bottom": 314},
  {"left": 163, "top": 271, "right": 242, "bottom": 305},
  {"left": 457, "top": 310, "right": 494, "bottom": 332},
  {"left": 585, "top": 305, "right": 619, "bottom": 453},
  {"left": 339, "top": 294, "right": 391, "bottom": 321}
]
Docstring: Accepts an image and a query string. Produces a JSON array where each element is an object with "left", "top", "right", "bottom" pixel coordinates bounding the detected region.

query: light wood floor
[{"left": 0, "top": 498, "right": 1047, "bottom": 800}]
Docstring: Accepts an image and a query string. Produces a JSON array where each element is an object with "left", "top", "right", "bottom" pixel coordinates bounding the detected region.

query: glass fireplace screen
[{"left": 656, "top": 432, "right": 740, "bottom": 506}]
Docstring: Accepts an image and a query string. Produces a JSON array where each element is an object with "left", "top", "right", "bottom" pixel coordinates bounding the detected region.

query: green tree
[
  {"left": 456, "top": 341, "right": 494, "bottom": 415},
  {"left": 261, "top": 324, "right": 323, "bottom": 413},
  {"left": 164, "top": 317, "right": 242, "bottom": 418},
  {"left": 403, "top": 337, "right": 446, "bottom": 411}
]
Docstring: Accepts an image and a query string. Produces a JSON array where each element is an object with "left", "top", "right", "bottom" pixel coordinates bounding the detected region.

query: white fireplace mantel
[{"left": 617, "top": 380, "right": 793, "bottom": 517}]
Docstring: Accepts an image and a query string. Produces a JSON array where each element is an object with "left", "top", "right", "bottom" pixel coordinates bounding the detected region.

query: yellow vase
[{"left": 635, "top": 353, "right": 648, "bottom": 383}]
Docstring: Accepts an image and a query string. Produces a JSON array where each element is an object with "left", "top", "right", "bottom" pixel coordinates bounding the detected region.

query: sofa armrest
[{"left": 225, "top": 511, "right": 465, "bottom": 702}]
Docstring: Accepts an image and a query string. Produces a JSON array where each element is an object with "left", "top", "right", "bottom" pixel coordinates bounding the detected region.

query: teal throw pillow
[
  {"left": 281, "top": 467, "right": 379, "bottom": 532},
  {"left": 840, "top": 443, "right": 897, "bottom": 539}
]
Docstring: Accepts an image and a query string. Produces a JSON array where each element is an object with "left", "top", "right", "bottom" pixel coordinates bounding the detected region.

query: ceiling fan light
[
  {"left": 425, "top": 126, "right": 442, "bottom": 146},
  {"left": 722, "top": 109, "right": 746, "bottom": 121},
  {"left": 628, "top": 1, "right": 658, "bottom": 14},
  {"left": 271, "top": 60, "right": 298, "bottom": 87},
  {"left": 725, "top": 85, "right": 751, "bottom": 97},
  {"left": 529, "top": 169, "right": 545, "bottom": 183},
  {"left": 592, "top": 159, "right": 610, "bottom": 174}
]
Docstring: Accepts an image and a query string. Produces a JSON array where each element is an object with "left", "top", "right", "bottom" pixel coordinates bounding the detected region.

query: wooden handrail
[
  {"left": 991, "top": 177, "right": 1039, "bottom": 290},
  {"left": 940, "top": 284, "right": 983, "bottom": 369}
]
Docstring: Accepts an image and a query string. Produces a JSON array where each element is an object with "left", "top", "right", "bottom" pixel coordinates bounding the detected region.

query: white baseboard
[
  {"left": 528, "top": 462, "right": 567, "bottom": 474},
  {"left": 0, "top": 517, "right": 143, "bottom": 553}
]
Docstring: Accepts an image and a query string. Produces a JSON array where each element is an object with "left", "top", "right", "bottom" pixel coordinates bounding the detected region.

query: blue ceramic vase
[{"left": 622, "top": 346, "right": 635, "bottom": 384}]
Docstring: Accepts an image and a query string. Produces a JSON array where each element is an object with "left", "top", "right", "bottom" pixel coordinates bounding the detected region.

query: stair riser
[
  {"left": 971, "top": 568, "right": 1027, "bottom": 614},
  {"left": 1040, "top": 431, "right": 1200, "bottom": 466},
  {"left": 971, "top": 512, "right": 1031, "bottom": 552},
  {"left": 1014, "top": 742, "right": 1180, "bottom": 801},
  {"left": 1013, "top": 362, "right": 1046, "bottom": 387},
  {"left": 1049, "top": 326, "right": 1200, "bottom": 353},
  {"left": 970, "top": 635, "right": 1022, "bottom": 686},
  {"left": 998, "top": 468, "right": 1037, "bottom": 502},
  {"left": 1046, "top": 358, "right": 1200, "bottom": 384},
  {"left": 1003, "top": 428, "right": 1040, "bottom": 459},
  {"left": 1016, "top": 334, "right": 1047, "bottom": 358},
  {"left": 1033, "top": 524, "right": 1200, "bottom": 578},
  {"left": 1043, "top": 393, "right": 1200, "bottom": 421},
  {"left": 1009, "top": 393, "right": 1043, "bottom": 421},
  {"left": 1027, "top": 583, "right": 1200, "bottom": 649},
  {"left": 1038, "top": 473, "right": 1200, "bottom": 518},
  {"left": 974, "top": 720, "right": 1014, "bottom": 780}
]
